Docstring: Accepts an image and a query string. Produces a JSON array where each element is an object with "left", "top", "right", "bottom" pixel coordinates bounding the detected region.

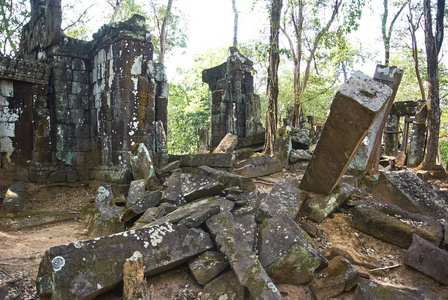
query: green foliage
[{"left": 0, "top": 0, "right": 29, "bottom": 56}]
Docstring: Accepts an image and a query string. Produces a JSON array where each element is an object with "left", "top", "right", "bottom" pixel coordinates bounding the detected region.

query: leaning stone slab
[
  {"left": 300, "top": 71, "right": 392, "bottom": 195},
  {"left": 301, "top": 183, "right": 355, "bottom": 223},
  {"left": 197, "top": 165, "right": 255, "bottom": 191},
  {"left": 201, "top": 270, "right": 246, "bottom": 300},
  {"left": 352, "top": 199, "right": 443, "bottom": 249},
  {"left": 1, "top": 181, "right": 26, "bottom": 213},
  {"left": 206, "top": 211, "right": 283, "bottom": 299},
  {"left": 121, "top": 191, "right": 161, "bottom": 222},
  {"left": 404, "top": 234, "right": 448, "bottom": 285},
  {"left": 258, "top": 215, "right": 328, "bottom": 285},
  {"left": 132, "top": 206, "right": 166, "bottom": 229},
  {"left": 126, "top": 179, "right": 146, "bottom": 208},
  {"left": 36, "top": 223, "right": 214, "bottom": 300},
  {"left": 161, "top": 173, "right": 186, "bottom": 205},
  {"left": 134, "top": 196, "right": 234, "bottom": 230},
  {"left": 256, "top": 180, "right": 306, "bottom": 222},
  {"left": 372, "top": 170, "right": 448, "bottom": 220},
  {"left": 170, "top": 153, "right": 235, "bottom": 168},
  {"left": 232, "top": 154, "right": 283, "bottom": 178},
  {"left": 188, "top": 250, "right": 229, "bottom": 285},
  {"left": 180, "top": 173, "right": 223, "bottom": 202},
  {"left": 130, "top": 143, "right": 158, "bottom": 187},
  {"left": 356, "top": 280, "right": 439, "bottom": 300},
  {"left": 212, "top": 133, "right": 238, "bottom": 153},
  {"left": 274, "top": 137, "right": 292, "bottom": 168}
]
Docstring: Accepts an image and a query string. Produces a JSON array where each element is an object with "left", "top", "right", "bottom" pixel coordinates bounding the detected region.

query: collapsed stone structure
[
  {"left": 202, "top": 47, "right": 264, "bottom": 148},
  {"left": 0, "top": 0, "right": 167, "bottom": 183}
]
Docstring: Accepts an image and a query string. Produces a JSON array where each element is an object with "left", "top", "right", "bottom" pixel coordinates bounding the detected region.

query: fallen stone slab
[
  {"left": 309, "top": 256, "right": 359, "bottom": 300},
  {"left": 179, "top": 173, "right": 224, "bottom": 202},
  {"left": 121, "top": 190, "right": 161, "bottom": 222},
  {"left": 300, "top": 71, "right": 392, "bottom": 195},
  {"left": 0, "top": 210, "right": 74, "bottom": 231},
  {"left": 197, "top": 165, "right": 255, "bottom": 191},
  {"left": 236, "top": 131, "right": 265, "bottom": 149},
  {"left": 352, "top": 199, "right": 444, "bottom": 249},
  {"left": 258, "top": 215, "right": 328, "bottom": 285},
  {"left": 256, "top": 180, "right": 306, "bottom": 222},
  {"left": 404, "top": 234, "right": 448, "bottom": 285},
  {"left": 356, "top": 280, "right": 439, "bottom": 300},
  {"left": 170, "top": 153, "right": 235, "bottom": 168},
  {"left": 36, "top": 223, "right": 214, "bottom": 300},
  {"left": 161, "top": 160, "right": 180, "bottom": 173},
  {"left": 87, "top": 185, "right": 125, "bottom": 238},
  {"left": 232, "top": 154, "right": 283, "bottom": 178},
  {"left": 206, "top": 211, "right": 283, "bottom": 299},
  {"left": 126, "top": 179, "right": 146, "bottom": 208},
  {"left": 289, "top": 128, "right": 312, "bottom": 150},
  {"left": 130, "top": 143, "right": 158, "bottom": 188},
  {"left": 290, "top": 149, "right": 312, "bottom": 163},
  {"left": 131, "top": 206, "right": 166, "bottom": 229},
  {"left": 1, "top": 181, "right": 26, "bottom": 213},
  {"left": 300, "top": 183, "right": 355, "bottom": 223},
  {"left": 201, "top": 270, "right": 246, "bottom": 300},
  {"left": 372, "top": 170, "right": 448, "bottom": 220},
  {"left": 188, "top": 250, "right": 229, "bottom": 286},
  {"left": 212, "top": 133, "right": 238, "bottom": 153},
  {"left": 161, "top": 173, "right": 186, "bottom": 205},
  {"left": 134, "top": 196, "right": 234, "bottom": 230}
]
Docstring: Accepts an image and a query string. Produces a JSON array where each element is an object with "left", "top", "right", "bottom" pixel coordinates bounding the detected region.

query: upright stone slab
[
  {"left": 130, "top": 143, "right": 157, "bottom": 187},
  {"left": 206, "top": 212, "right": 283, "bottom": 300},
  {"left": 299, "top": 71, "right": 392, "bottom": 195},
  {"left": 36, "top": 223, "right": 214, "bottom": 299},
  {"left": 407, "top": 104, "right": 427, "bottom": 167}
]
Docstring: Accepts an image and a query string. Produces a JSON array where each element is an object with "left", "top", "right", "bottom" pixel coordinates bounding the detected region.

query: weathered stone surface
[
  {"left": 309, "top": 256, "right": 359, "bottom": 300},
  {"left": 123, "top": 251, "right": 149, "bottom": 300},
  {"left": 201, "top": 270, "right": 246, "bottom": 300},
  {"left": 213, "top": 133, "right": 238, "bottom": 153},
  {"left": 290, "top": 149, "right": 312, "bottom": 163},
  {"left": 197, "top": 165, "right": 255, "bottom": 191},
  {"left": 236, "top": 131, "right": 265, "bottom": 149},
  {"left": 206, "top": 211, "right": 283, "bottom": 299},
  {"left": 352, "top": 199, "right": 443, "bottom": 249},
  {"left": 161, "top": 160, "right": 180, "bottom": 173},
  {"left": 121, "top": 191, "right": 161, "bottom": 222},
  {"left": 356, "top": 280, "right": 439, "bottom": 300},
  {"left": 258, "top": 215, "right": 328, "bottom": 285},
  {"left": 132, "top": 206, "right": 166, "bottom": 228},
  {"left": 161, "top": 173, "right": 186, "bottom": 205},
  {"left": 256, "top": 180, "right": 306, "bottom": 222},
  {"left": 373, "top": 170, "right": 448, "bottom": 220},
  {"left": 1, "top": 181, "right": 26, "bottom": 213},
  {"left": 88, "top": 185, "right": 125, "bottom": 238},
  {"left": 179, "top": 173, "right": 223, "bottom": 202},
  {"left": 301, "top": 183, "right": 355, "bottom": 223},
  {"left": 36, "top": 223, "right": 214, "bottom": 299},
  {"left": 289, "top": 128, "right": 312, "bottom": 149},
  {"left": 134, "top": 196, "right": 234, "bottom": 230},
  {"left": 171, "top": 153, "right": 235, "bottom": 168},
  {"left": 188, "top": 251, "right": 228, "bottom": 285},
  {"left": 130, "top": 143, "right": 157, "bottom": 186},
  {"left": 300, "top": 71, "right": 392, "bottom": 195},
  {"left": 126, "top": 179, "right": 146, "bottom": 208},
  {"left": 407, "top": 123, "right": 427, "bottom": 168},
  {"left": 404, "top": 234, "right": 448, "bottom": 285},
  {"left": 232, "top": 154, "right": 283, "bottom": 178},
  {"left": 274, "top": 137, "right": 292, "bottom": 168}
]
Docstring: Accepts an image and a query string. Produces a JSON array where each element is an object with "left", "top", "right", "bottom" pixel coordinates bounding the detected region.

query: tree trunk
[
  {"left": 263, "top": 0, "right": 283, "bottom": 155},
  {"left": 232, "top": 0, "right": 238, "bottom": 47},
  {"left": 381, "top": 0, "right": 406, "bottom": 65},
  {"left": 158, "top": 0, "right": 174, "bottom": 64},
  {"left": 420, "top": 0, "right": 444, "bottom": 170},
  {"left": 407, "top": 5, "right": 426, "bottom": 101}
]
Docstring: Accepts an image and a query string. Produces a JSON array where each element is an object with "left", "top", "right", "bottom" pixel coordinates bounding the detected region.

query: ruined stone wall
[
  {"left": 203, "top": 47, "right": 264, "bottom": 148},
  {"left": 0, "top": 0, "right": 168, "bottom": 183}
]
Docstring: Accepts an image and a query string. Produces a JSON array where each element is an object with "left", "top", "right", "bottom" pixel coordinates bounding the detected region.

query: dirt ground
[{"left": 0, "top": 167, "right": 447, "bottom": 299}]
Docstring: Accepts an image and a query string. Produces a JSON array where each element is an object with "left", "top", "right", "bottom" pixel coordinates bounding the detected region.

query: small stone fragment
[{"left": 188, "top": 251, "right": 228, "bottom": 285}]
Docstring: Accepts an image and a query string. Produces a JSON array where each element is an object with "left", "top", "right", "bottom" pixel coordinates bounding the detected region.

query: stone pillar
[
  {"left": 203, "top": 47, "right": 263, "bottom": 148},
  {"left": 299, "top": 71, "right": 392, "bottom": 195},
  {"left": 407, "top": 103, "right": 427, "bottom": 167},
  {"left": 384, "top": 114, "right": 399, "bottom": 156}
]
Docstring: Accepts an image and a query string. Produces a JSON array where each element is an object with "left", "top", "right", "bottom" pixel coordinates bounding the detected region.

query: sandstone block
[
  {"left": 232, "top": 154, "right": 283, "bottom": 178},
  {"left": 197, "top": 165, "right": 255, "bottom": 191},
  {"left": 1, "top": 181, "right": 26, "bottom": 213},
  {"left": 188, "top": 251, "right": 228, "bottom": 285},
  {"left": 212, "top": 133, "right": 238, "bottom": 153}
]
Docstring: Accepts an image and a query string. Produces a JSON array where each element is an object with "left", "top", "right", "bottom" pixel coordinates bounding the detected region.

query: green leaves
[{"left": 0, "top": 0, "right": 29, "bottom": 56}]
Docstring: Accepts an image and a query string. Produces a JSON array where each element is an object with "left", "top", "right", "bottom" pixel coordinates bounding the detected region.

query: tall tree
[
  {"left": 0, "top": 0, "right": 29, "bottom": 56},
  {"left": 264, "top": 0, "right": 283, "bottom": 155},
  {"left": 381, "top": 0, "right": 407, "bottom": 65},
  {"left": 281, "top": 0, "right": 363, "bottom": 128},
  {"left": 232, "top": 0, "right": 239, "bottom": 47},
  {"left": 150, "top": 0, "right": 174, "bottom": 64},
  {"left": 420, "top": 0, "right": 445, "bottom": 169}
]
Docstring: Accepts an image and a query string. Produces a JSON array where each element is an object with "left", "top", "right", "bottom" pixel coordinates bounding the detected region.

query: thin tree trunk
[
  {"left": 407, "top": 5, "right": 426, "bottom": 101},
  {"left": 232, "top": 0, "right": 238, "bottom": 47},
  {"left": 158, "top": 0, "right": 174, "bottom": 64},
  {"left": 420, "top": 0, "right": 444, "bottom": 169},
  {"left": 263, "top": 0, "right": 283, "bottom": 155},
  {"left": 381, "top": 0, "right": 406, "bottom": 65}
]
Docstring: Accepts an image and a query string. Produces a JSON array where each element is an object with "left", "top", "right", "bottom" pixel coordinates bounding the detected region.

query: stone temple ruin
[
  {"left": 1, "top": 1, "right": 448, "bottom": 300},
  {"left": 0, "top": 0, "right": 168, "bottom": 183}
]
